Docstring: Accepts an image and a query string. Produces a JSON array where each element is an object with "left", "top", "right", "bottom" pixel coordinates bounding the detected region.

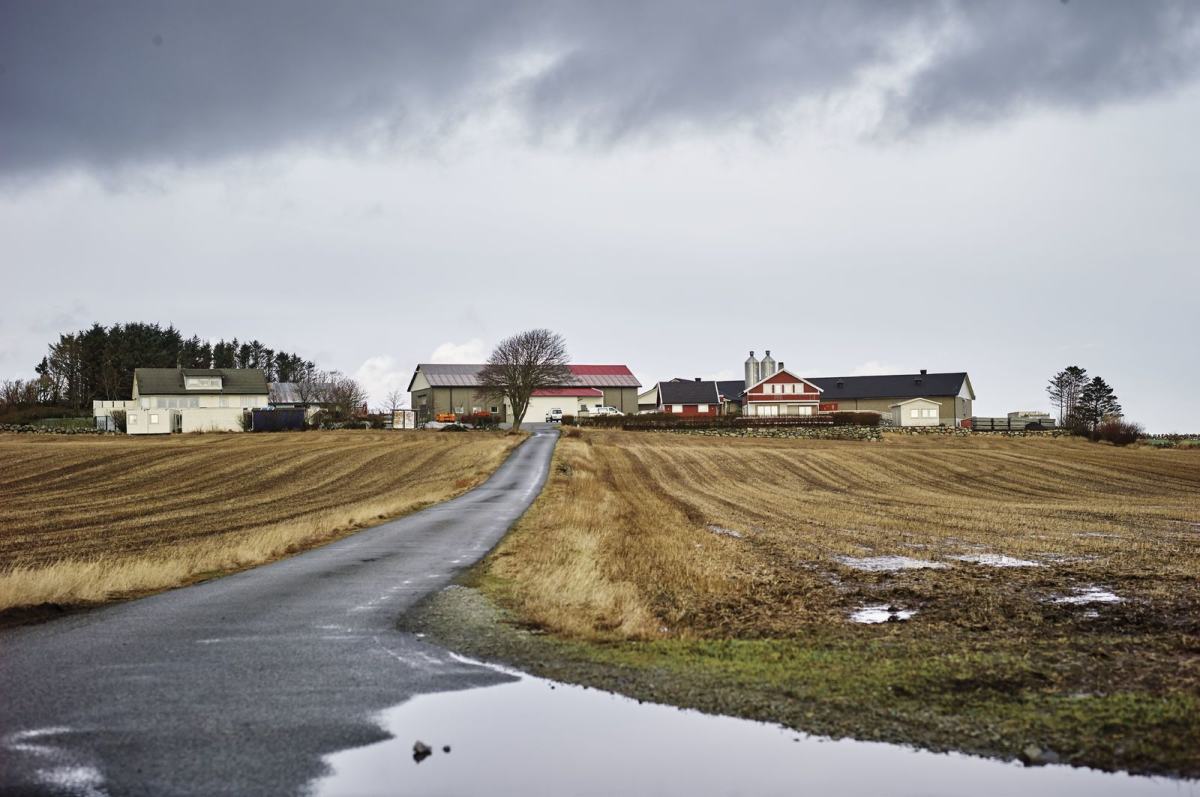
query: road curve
[{"left": 0, "top": 428, "right": 558, "bottom": 796}]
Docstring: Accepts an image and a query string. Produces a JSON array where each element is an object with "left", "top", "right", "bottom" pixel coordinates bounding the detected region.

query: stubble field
[
  {"left": 0, "top": 430, "right": 520, "bottom": 614},
  {"left": 425, "top": 429, "right": 1200, "bottom": 775}
]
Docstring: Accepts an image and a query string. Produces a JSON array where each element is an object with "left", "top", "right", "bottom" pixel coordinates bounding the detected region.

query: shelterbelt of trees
[{"left": 19, "top": 322, "right": 315, "bottom": 410}]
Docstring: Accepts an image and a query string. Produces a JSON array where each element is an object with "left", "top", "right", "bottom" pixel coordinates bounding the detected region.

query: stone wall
[
  {"left": 659, "top": 425, "right": 883, "bottom": 441},
  {"left": 0, "top": 423, "right": 111, "bottom": 435},
  {"left": 883, "top": 427, "right": 1067, "bottom": 439}
]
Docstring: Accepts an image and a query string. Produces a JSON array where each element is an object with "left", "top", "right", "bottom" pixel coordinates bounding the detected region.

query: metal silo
[
  {"left": 760, "top": 350, "right": 776, "bottom": 379},
  {"left": 744, "top": 351, "right": 759, "bottom": 388}
]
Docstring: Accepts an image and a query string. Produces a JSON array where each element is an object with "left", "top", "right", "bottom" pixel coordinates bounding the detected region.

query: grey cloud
[{"left": 2, "top": 1, "right": 1198, "bottom": 174}]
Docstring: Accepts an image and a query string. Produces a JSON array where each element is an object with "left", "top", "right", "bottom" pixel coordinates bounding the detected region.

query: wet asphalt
[{"left": 0, "top": 428, "right": 558, "bottom": 796}]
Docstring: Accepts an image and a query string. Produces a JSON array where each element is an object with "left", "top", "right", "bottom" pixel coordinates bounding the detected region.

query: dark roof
[
  {"left": 808, "top": 372, "right": 972, "bottom": 401},
  {"left": 716, "top": 380, "right": 745, "bottom": 401},
  {"left": 409, "top": 363, "right": 640, "bottom": 391},
  {"left": 659, "top": 379, "right": 720, "bottom": 405},
  {"left": 134, "top": 368, "right": 269, "bottom": 396}
]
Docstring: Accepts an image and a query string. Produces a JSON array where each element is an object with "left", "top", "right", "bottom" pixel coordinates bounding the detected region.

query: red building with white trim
[{"left": 741, "top": 368, "right": 823, "bottom": 417}]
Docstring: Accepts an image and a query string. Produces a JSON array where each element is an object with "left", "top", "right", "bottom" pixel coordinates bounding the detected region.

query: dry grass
[
  {"left": 485, "top": 429, "right": 1200, "bottom": 640},
  {"left": 0, "top": 430, "right": 520, "bottom": 612}
]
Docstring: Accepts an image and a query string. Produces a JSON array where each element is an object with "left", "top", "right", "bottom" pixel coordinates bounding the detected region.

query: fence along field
[{"left": 0, "top": 430, "right": 520, "bottom": 614}]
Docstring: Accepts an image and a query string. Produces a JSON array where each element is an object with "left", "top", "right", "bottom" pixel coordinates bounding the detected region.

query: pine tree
[
  {"left": 1076, "top": 377, "right": 1122, "bottom": 432},
  {"left": 1047, "top": 365, "right": 1088, "bottom": 425}
]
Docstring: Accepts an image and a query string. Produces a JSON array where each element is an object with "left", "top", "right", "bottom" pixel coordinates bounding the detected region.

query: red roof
[
  {"left": 532, "top": 387, "right": 604, "bottom": 397},
  {"left": 568, "top": 365, "right": 634, "bottom": 376}
]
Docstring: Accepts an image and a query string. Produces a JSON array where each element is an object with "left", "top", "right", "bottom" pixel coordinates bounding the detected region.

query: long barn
[{"left": 407, "top": 363, "right": 640, "bottom": 424}]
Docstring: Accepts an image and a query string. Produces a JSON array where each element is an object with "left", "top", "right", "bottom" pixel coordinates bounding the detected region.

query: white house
[
  {"left": 890, "top": 397, "right": 941, "bottom": 427},
  {"left": 94, "top": 368, "right": 270, "bottom": 434}
]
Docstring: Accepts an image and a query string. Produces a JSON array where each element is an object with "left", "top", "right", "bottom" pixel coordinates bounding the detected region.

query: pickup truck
[{"left": 544, "top": 408, "right": 564, "bottom": 423}]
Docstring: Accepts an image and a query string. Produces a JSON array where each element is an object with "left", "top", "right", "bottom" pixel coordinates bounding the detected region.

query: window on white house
[
  {"left": 129, "top": 414, "right": 138, "bottom": 424},
  {"left": 150, "top": 414, "right": 159, "bottom": 424},
  {"left": 911, "top": 409, "right": 920, "bottom": 418},
  {"left": 798, "top": 405, "right": 812, "bottom": 415},
  {"left": 697, "top": 404, "right": 709, "bottom": 413}
]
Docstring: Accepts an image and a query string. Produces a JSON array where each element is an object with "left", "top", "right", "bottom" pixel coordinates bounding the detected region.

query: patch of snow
[
  {"left": 850, "top": 605, "right": 916, "bottom": 624},
  {"left": 1077, "top": 532, "right": 1122, "bottom": 539},
  {"left": 950, "top": 553, "right": 1040, "bottom": 568},
  {"left": 1054, "top": 587, "right": 1123, "bottom": 605},
  {"left": 37, "top": 766, "right": 106, "bottom": 797},
  {"left": 706, "top": 525, "right": 744, "bottom": 539},
  {"left": 1037, "top": 553, "right": 1100, "bottom": 564},
  {"left": 835, "top": 556, "right": 948, "bottom": 572}
]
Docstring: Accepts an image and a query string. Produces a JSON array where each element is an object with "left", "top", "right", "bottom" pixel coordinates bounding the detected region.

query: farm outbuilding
[
  {"left": 656, "top": 379, "right": 720, "bottom": 416},
  {"left": 890, "top": 398, "right": 941, "bottom": 427},
  {"left": 408, "top": 363, "right": 640, "bottom": 424},
  {"left": 524, "top": 387, "right": 604, "bottom": 423}
]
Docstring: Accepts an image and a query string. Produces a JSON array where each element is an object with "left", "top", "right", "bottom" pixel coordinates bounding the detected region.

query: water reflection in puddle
[{"left": 312, "top": 661, "right": 1195, "bottom": 797}]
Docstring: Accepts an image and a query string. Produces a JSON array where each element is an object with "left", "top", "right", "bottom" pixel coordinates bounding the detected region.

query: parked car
[
  {"left": 589, "top": 405, "right": 624, "bottom": 416},
  {"left": 545, "top": 408, "right": 564, "bottom": 423}
]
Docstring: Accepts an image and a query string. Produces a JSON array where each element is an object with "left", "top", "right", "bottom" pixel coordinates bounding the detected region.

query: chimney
[
  {"left": 777, "top": 361, "right": 784, "bottom": 373},
  {"left": 694, "top": 377, "right": 701, "bottom": 382},
  {"left": 920, "top": 369, "right": 927, "bottom": 375}
]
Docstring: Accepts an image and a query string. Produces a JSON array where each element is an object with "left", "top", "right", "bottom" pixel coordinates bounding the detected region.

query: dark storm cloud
[{"left": 2, "top": 1, "right": 1198, "bottom": 174}]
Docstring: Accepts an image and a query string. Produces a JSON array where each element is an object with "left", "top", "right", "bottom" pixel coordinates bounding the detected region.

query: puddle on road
[{"left": 311, "top": 661, "right": 1194, "bottom": 797}]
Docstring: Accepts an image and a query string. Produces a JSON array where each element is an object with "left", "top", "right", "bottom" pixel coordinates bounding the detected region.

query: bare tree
[
  {"left": 478, "top": 329, "right": 571, "bottom": 432},
  {"left": 324, "top": 371, "right": 369, "bottom": 424},
  {"left": 384, "top": 388, "right": 405, "bottom": 414},
  {"left": 295, "top": 368, "right": 328, "bottom": 407}
]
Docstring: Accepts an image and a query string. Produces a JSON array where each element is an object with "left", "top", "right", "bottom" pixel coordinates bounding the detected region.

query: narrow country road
[{"left": 0, "top": 429, "right": 558, "bottom": 796}]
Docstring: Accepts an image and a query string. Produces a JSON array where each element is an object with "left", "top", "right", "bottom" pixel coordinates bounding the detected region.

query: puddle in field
[
  {"left": 1054, "top": 587, "right": 1123, "bottom": 605},
  {"left": 312, "top": 659, "right": 1196, "bottom": 797},
  {"left": 952, "top": 554, "right": 1041, "bottom": 568},
  {"left": 851, "top": 604, "right": 915, "bottom": 624},
  {"left": 835, "top": 555, "right": 948, "bottom": 572}
]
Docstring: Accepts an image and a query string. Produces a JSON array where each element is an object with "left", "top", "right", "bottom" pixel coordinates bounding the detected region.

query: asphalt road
[{"left": 0, "top": 428, "right": 559, "bottom": 796}]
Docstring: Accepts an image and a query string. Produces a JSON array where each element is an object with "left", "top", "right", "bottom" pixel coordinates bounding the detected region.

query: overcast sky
[{"left": 2, "top": 1, "right": 1198, "bottom": 430}]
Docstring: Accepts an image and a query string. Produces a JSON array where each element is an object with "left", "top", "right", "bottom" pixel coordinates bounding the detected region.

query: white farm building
[{"left": 93, "top": 368, "right": 270, "bottom": 434}]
